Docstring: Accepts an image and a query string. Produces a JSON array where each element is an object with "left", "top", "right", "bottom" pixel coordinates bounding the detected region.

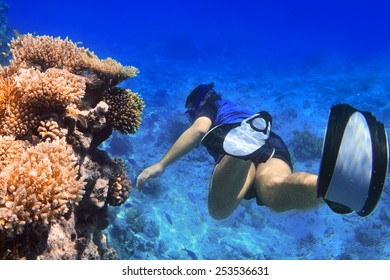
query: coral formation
[
  {"left": 11, "top": 33, "right": 138, "bottom": 84},
  {"left": 103, "top": 87, "right": 145, "bottom": 134},
  {"left": 290, "top": 129, "right": 322, "bottom": 162},
  {"left": 0, "top": 138, "right": 85, "bottom": 237},
  {"left": 0, "top": 67, "right": 86, "bottom": 138},
  {"left": 0, "top": 34, "right": 144, "bottom": 259},
  {"left": 107, "top": 158, "right": 132, "bottom": 206},
  {"left": 37, "top": 120, "right": 63, "bottom": 142},
  {"left": 10, "top": 34, "right": 85, "bottom": 72}
]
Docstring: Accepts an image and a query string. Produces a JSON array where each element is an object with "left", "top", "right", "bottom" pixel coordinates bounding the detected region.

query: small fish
[
  {"left": 66, "top": 106, "right": 88, "bottom": 128},
  {"left": 183, "top": 248, "right": 198, "bottom": 260},
  {"left": 85, "top": 50, "right": 94, "bottom": 58},
  {"left": 127, "top": 158, "right": 137, "bottom": 166},
  {"left": 187, "top": 192, "right": 197, "bottom": 203},
  {"left": 165, "top": 213, "right": 173, "bottom": 225},
  {"left": 123, "top": 203, "right": 132, "bottom": 208},
  {"left": 75, "top": 41, "right": 83, "bottom": 45},
  {"left": 13, "top": 29, "right": 22, "bottom": 38}
]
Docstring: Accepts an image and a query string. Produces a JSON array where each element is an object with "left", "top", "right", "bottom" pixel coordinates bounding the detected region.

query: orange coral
[
  {"left": 0, "top": 71, "right": 36, "bottom": 138},
  {"left": 10, "top": 34, "right": 85, "bottom": 73},
  {"left": 0, "top": 67, "right": 85, "bottom": 138},
  {"left": 0, "top": 136, "right": 30, "bottom": 170},
  {"left": 37, "top": 120, "right": 62, "bottom": 142},
  {"left": 14, "top": 67, "right": 86, "bottom": 108},
  {"left": 81, "top": 52, "right": 139, "bottom": 85},
  {"left": 0, "top": 138, "right": 85, "bottom": 237},
  {"left": 11, "top": 34, "right": 139, "bottom": 86},
  {"left": 103, "top": 87, "right": 145, "bottom": 134},
  {"left": 0, "top": 67, "right": 17, "bottom": 116},
  {"left": 0, "top": 33, "right": 143, "bottom": 258},
  {"left": 0, "top": 71, "right": 10, "bottom": 117}
]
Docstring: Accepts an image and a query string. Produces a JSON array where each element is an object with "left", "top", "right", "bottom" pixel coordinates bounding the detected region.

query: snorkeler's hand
[{"left": 136, "top": 163, "right": 165, "bottom": 190}]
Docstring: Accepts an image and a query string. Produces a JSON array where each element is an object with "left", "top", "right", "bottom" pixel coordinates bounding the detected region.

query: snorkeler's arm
[
  {"left": 159, "top": 116, "right": 212, "bottom": 167},
  {"left": 136, "top": 116, "right": 212, "bottom": 190}
]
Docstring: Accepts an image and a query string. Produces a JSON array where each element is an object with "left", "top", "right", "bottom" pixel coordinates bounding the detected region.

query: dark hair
[{"left": 185, "top": 82, "right": 221, "bottom": 109}]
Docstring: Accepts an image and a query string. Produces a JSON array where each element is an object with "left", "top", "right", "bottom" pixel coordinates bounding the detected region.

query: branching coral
[
  {"left": 0, "top": 138, "right": 85, "bottom": 237},
  {"left": 0, "top": 71, "right": 10, "bottom": 116},
  {"left": 0, "top": 135, "right": 30, "bottom": 170},
  {"left": 14, "top": 67, "right": 86, "bottom": 109},
  {"left": 10, "top": 34, "right": 86, "bottom": 73},
  {"left": 81, "top": 52, "right": 139, "bottom": 85},
  {"left": 37, "top": 120, "right": 62, "bottom": 142},
  {"left": 11, "top": 34, "right": 139, "bottom": 86},
  {"left": 0, "top": 66, "right": 85, "bottom": 138},
  {"left": 103, "top": 87, "right": 145, "bottom": 134},
  {"left": 0, "top": 70, "right": 38, "bottom": 138}
]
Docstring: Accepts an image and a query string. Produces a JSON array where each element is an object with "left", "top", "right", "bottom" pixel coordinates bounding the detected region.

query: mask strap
[{"left": 194, "top": 84, "right": 209, "bottom": 111}]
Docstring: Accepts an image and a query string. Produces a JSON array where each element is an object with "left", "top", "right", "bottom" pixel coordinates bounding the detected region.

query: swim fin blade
[{"left": 317, "top": 104, "right": 388, "bottom": 216}]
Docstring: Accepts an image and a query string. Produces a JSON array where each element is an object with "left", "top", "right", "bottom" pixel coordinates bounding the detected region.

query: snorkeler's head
[
  {"left": 185, "top": 82, "right": 215, "bottom": 109},
  {"left": 185, "top": 82, "right": 220, "bottom": 122}
]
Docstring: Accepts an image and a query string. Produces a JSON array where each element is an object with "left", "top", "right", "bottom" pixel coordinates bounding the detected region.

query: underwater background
[{"left": 3, "top": 0, "right": 390, "bottom": 259}]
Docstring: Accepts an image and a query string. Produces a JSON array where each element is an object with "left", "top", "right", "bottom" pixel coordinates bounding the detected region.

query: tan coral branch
[
  {"left": 0, "top": 138, "right": 85, "bottom": 237},
  {"left": 103, "top": 87, "right": 145, "bottom": 134},
  {"left": 10, "top": 34, "right": 86, "bottom": 73},
  {"left": 37, "top": 120, "right": 62, "bottom": 142}
]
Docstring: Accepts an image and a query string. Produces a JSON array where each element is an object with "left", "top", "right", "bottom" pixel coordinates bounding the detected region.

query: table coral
[
  {"left": 0, "top": 34, "right": 144, "bottom": 259},
  {"left": 81, "top": 53, "right": 139, "bottom": 85},
  {"left": 11, "top": 33, "right": 139, "bottom": 86}
]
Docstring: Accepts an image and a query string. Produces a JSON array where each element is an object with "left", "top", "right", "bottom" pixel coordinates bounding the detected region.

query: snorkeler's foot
[{"left": 201, "top": 111, "right": 275, "bottom": 163}]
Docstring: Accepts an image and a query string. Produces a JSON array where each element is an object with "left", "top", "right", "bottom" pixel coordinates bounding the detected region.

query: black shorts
[
  {"left": 243, "top": 132, "right": 293, "bottom": 205},
  {"left": 213, "top": 132, "right": 292, "bottom": 206}
]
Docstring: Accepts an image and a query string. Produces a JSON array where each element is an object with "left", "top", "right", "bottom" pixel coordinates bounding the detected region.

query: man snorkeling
[{"left": 136, "top": 83, "right": 388, "bottom": 219}]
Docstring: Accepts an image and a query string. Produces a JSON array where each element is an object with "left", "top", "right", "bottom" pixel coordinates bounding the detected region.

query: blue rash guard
[
  {"left": 195, "top": 99, "right": 293, "bottom": 169},
  {"left": 213, "top": 100, "right": 255, "bottom": 126}
]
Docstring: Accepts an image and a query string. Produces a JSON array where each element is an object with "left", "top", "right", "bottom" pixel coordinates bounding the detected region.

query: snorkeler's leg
[
  {"left": 208, "top": 156, "right": 256, "bottom": 220},
  {"left": 254, "top": 158, "right": 322, "bottom": 212}
]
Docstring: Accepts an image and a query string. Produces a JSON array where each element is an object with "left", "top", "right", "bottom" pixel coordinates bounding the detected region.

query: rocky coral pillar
[{"left": 0, "top": 34, "right": 144, "bottom": 259}]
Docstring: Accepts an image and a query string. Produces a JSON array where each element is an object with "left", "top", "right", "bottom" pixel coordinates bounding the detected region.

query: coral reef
[
  {"left": 290, "top": 129, "right": 322, "bottom": 162},
  {"left": 0, "top": 34, "right": 144, "bottom": 259},
  {"left": 0, "top": 138, "right": 85, "bottom": 237},
  {"left": 107, "top": 206, "right": 162, "bottom": 259},
  {"left": 103, "top": 87, "right": 145, "bottom": 134},
  {"left": 107, "top": 158, "right": 132, "bottom": 206}
]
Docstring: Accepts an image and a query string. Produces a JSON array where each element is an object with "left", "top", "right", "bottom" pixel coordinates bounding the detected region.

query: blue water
[{"left": 5, "top": 0, "right": 390, "bottom": 259}]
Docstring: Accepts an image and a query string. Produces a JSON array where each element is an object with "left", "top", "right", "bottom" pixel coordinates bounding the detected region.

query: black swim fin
[{"left": 317, "top": 104, "right": 388, "bottom": 217}]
